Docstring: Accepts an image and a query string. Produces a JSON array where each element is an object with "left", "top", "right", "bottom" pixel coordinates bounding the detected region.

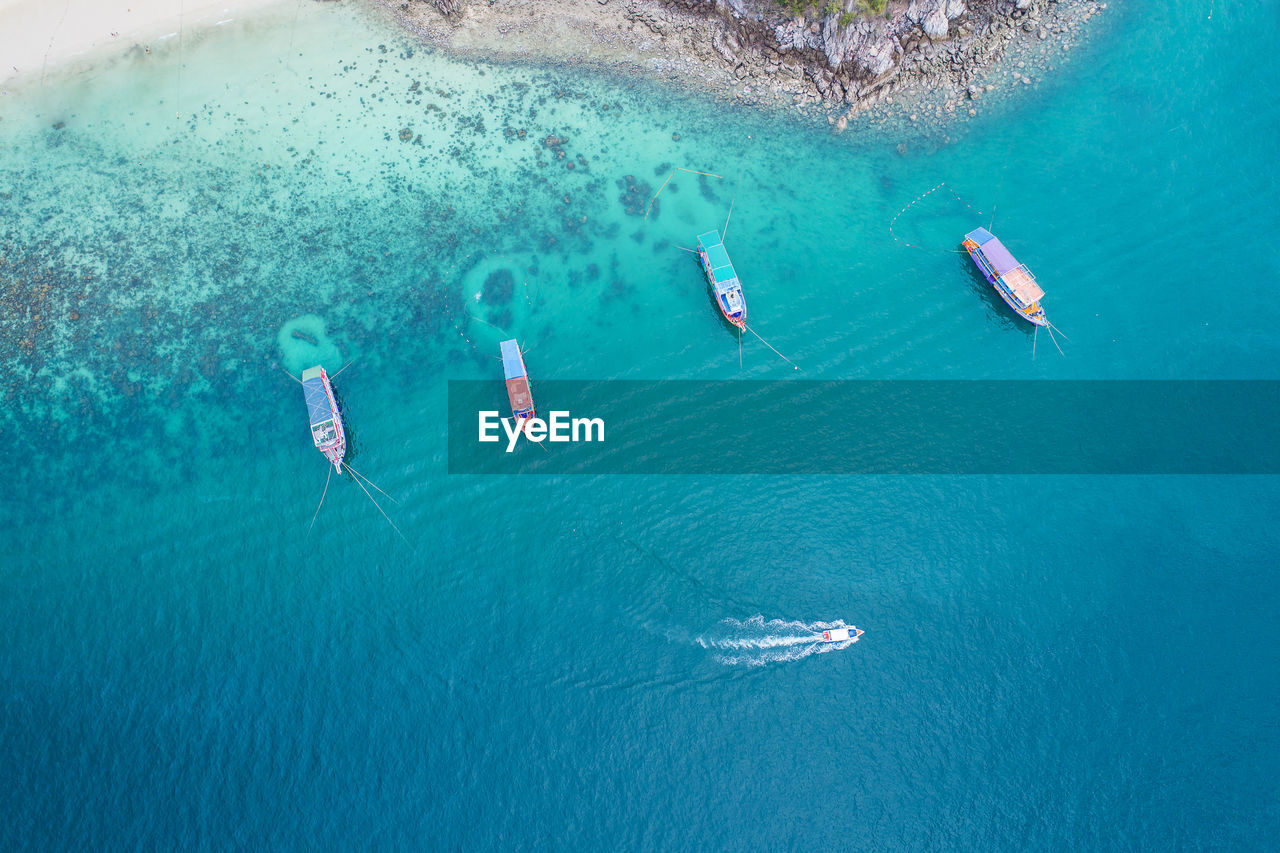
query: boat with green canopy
[{"left": 696, "top": 229, "right": 747, "bottom": 329}]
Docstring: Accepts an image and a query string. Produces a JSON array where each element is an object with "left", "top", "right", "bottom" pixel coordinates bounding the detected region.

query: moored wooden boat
[
  {"left": 962, "top": 227, "right": 1048, "bottom": 327},
  {"left": 500, "top": 339, "right": 534, "bottom": 428},
  {"left": 696, "top": 229, "right": 747, "bottom": 329},
  {"left": 301, "top": 365, "right": 346, "bottom": 473}
]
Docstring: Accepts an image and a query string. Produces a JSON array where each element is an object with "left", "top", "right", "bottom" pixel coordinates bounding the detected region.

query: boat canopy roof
[
  {"left": 967, "top": 227, "right": 1045, "bottom": 303},
  {"left": 1002, "top": 266, "right": 1045, "bottom": 304},
  {"left": 301, "top": 366, "right": 335, "bottom": 427},
  {"left": 697, "top": 230, "right": 739, "bottom": 286},
  {"left": 965, "top": 227, "right": 1019, "bottom": 276},
  {"left": 966, "top": 227, "right": 997, "bottom": 245},
  {"left": 500, "top": 339, "right": 526, "bottom": 380}
]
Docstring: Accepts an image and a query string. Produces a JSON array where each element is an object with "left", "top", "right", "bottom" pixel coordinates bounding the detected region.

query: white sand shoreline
[{"left": 0, "top": 0, "right": 293, "bottom": 85}]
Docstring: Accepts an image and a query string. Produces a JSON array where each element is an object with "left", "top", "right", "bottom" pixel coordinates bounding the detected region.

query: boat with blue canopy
[
  {"left": 301, "top": 365, "right": 346, "bottom": 473},
  {"left": 696, "top": 229, "right": 747, "bottom": 329},
  {"left": 500, "top": 339, "right": 535, "bottom": 427},
  {"left": 962, "top": 227, "right": 1047, "bottom": 327}
]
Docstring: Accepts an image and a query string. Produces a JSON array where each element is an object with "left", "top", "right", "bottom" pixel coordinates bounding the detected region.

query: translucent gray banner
[{"left": 447, "top": 381, "right": 1280, "bottom": 474}]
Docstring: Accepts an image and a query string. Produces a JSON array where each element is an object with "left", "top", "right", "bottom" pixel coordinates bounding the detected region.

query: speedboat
[{"left": 821, "top": 626, "right": 863, "bottom": 643}]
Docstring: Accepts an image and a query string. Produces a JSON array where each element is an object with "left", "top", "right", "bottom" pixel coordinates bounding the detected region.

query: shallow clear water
[{"left": 2, "top": 1, "right": 1278, "bottom": 848}]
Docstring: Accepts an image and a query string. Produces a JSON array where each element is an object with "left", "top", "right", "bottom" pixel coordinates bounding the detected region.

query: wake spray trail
[{"left": 694, "top": 615, "right": 862, "bottom": 666}]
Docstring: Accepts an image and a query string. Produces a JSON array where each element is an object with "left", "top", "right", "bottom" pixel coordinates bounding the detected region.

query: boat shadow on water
[
  {"left": 960, "top": 256, "right": 1033, "bottom": 335},
  {"left": 327, "top": 385, "right": 362, "bottom": 467}
]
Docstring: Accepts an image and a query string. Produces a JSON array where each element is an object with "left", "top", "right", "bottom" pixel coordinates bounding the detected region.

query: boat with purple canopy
[
  {"left": 301, "top": 365, "right": 346, "bottom": 473},
  {"left": 962, "top": 227, "right": 1048, "bottom": 327}
]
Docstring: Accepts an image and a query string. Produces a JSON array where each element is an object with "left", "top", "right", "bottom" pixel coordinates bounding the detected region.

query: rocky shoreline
[{"left": 373, "top": 0, "right": 1107, "bottom": 128}]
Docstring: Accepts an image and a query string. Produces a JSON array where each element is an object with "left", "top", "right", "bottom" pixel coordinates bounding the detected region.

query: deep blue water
[{"left": 2, "top": 0, "right": 1278, "bottom": 848}]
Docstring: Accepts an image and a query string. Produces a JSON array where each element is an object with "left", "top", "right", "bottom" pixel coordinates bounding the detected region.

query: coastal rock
[
  {"left": 712, "top": 28, "right": 740, "bottom": 66},
  {"left": 773, "top": 18, "right": 822, "bottom": 53},
  {"left": 382, "top": 0, "right": 1101, "bottom": 119},
  {"left": 858, "top": 36, "right": 898, "bottom": 78},
  {"left": 923, "top": 10, "right": 949, "bottom": 40},
  {"left": 820, "top": 16, "right": 865, "bottom": 68}
]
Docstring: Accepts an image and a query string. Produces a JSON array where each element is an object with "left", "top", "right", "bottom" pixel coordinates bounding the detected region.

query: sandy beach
[
  {"left": 3, "top": 0, "right": 1105, "bottom": 129},
  {"left": 0, "top": 0, "right": 288, "bottom": 84}
]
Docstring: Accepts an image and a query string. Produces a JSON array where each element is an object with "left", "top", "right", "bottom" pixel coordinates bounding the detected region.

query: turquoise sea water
[{"left": 2, "top": 0, "right": 1278, "bottom": 847}]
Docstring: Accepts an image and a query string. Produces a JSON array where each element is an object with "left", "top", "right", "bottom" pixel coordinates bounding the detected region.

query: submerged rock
[{"left": 483, "top": 268, "right": 515, "bottom": 304}]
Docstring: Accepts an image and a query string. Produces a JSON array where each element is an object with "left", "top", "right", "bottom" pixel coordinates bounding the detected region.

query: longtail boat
[
  {"left": 962, "top": 227, "right": 1048, "bottom": 327},
  {"left": 500, "top": 339, "right": 534, "bottom": 428},
  {"left": 301, "top": 365, "right": 346, "bottom": 473},
  {"left": 696, "top": 229, "right": 747, "bottom": 329}
]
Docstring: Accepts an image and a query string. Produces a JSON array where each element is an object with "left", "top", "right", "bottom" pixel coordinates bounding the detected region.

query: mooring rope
[
  {"left": 889, "top": 181, "right": 985, "bottom": 252},
  {"left": 449, "top": 298, "right": 511, "bottom": 356},
  {"left": 1046, "top": 324, "right": 1065, "bottom": 356},
  {"left": 344, "top": 462, "right": 407, "bottom": 542},
  {"left": 447, "top": 311, "right": 483, "bottom": 355},
  {"left": 722, "top": 169, "right": 742, "bottom": 241},
  {"left": 308, "top": 467, "right": 332, "bottom": 532},
  {"left": 644, "top": 171, "right": 674, "bottom": 222},
  {"left": 343, "top": 462, "right": 399, "bottom": 505},
  {"left": 520, "top": 271, "right": 537, "bottom": 312},
  {"left": 645, "top": 167, "right": 727, "bottom": 222},
  {"left": 745, "top": 324, "right": 800, "bottom": 370}
]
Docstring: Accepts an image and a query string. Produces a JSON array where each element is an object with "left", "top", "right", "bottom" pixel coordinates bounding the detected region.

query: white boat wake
[{"left": 695, "top": 615, "right": 862, "bottom": 666}]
